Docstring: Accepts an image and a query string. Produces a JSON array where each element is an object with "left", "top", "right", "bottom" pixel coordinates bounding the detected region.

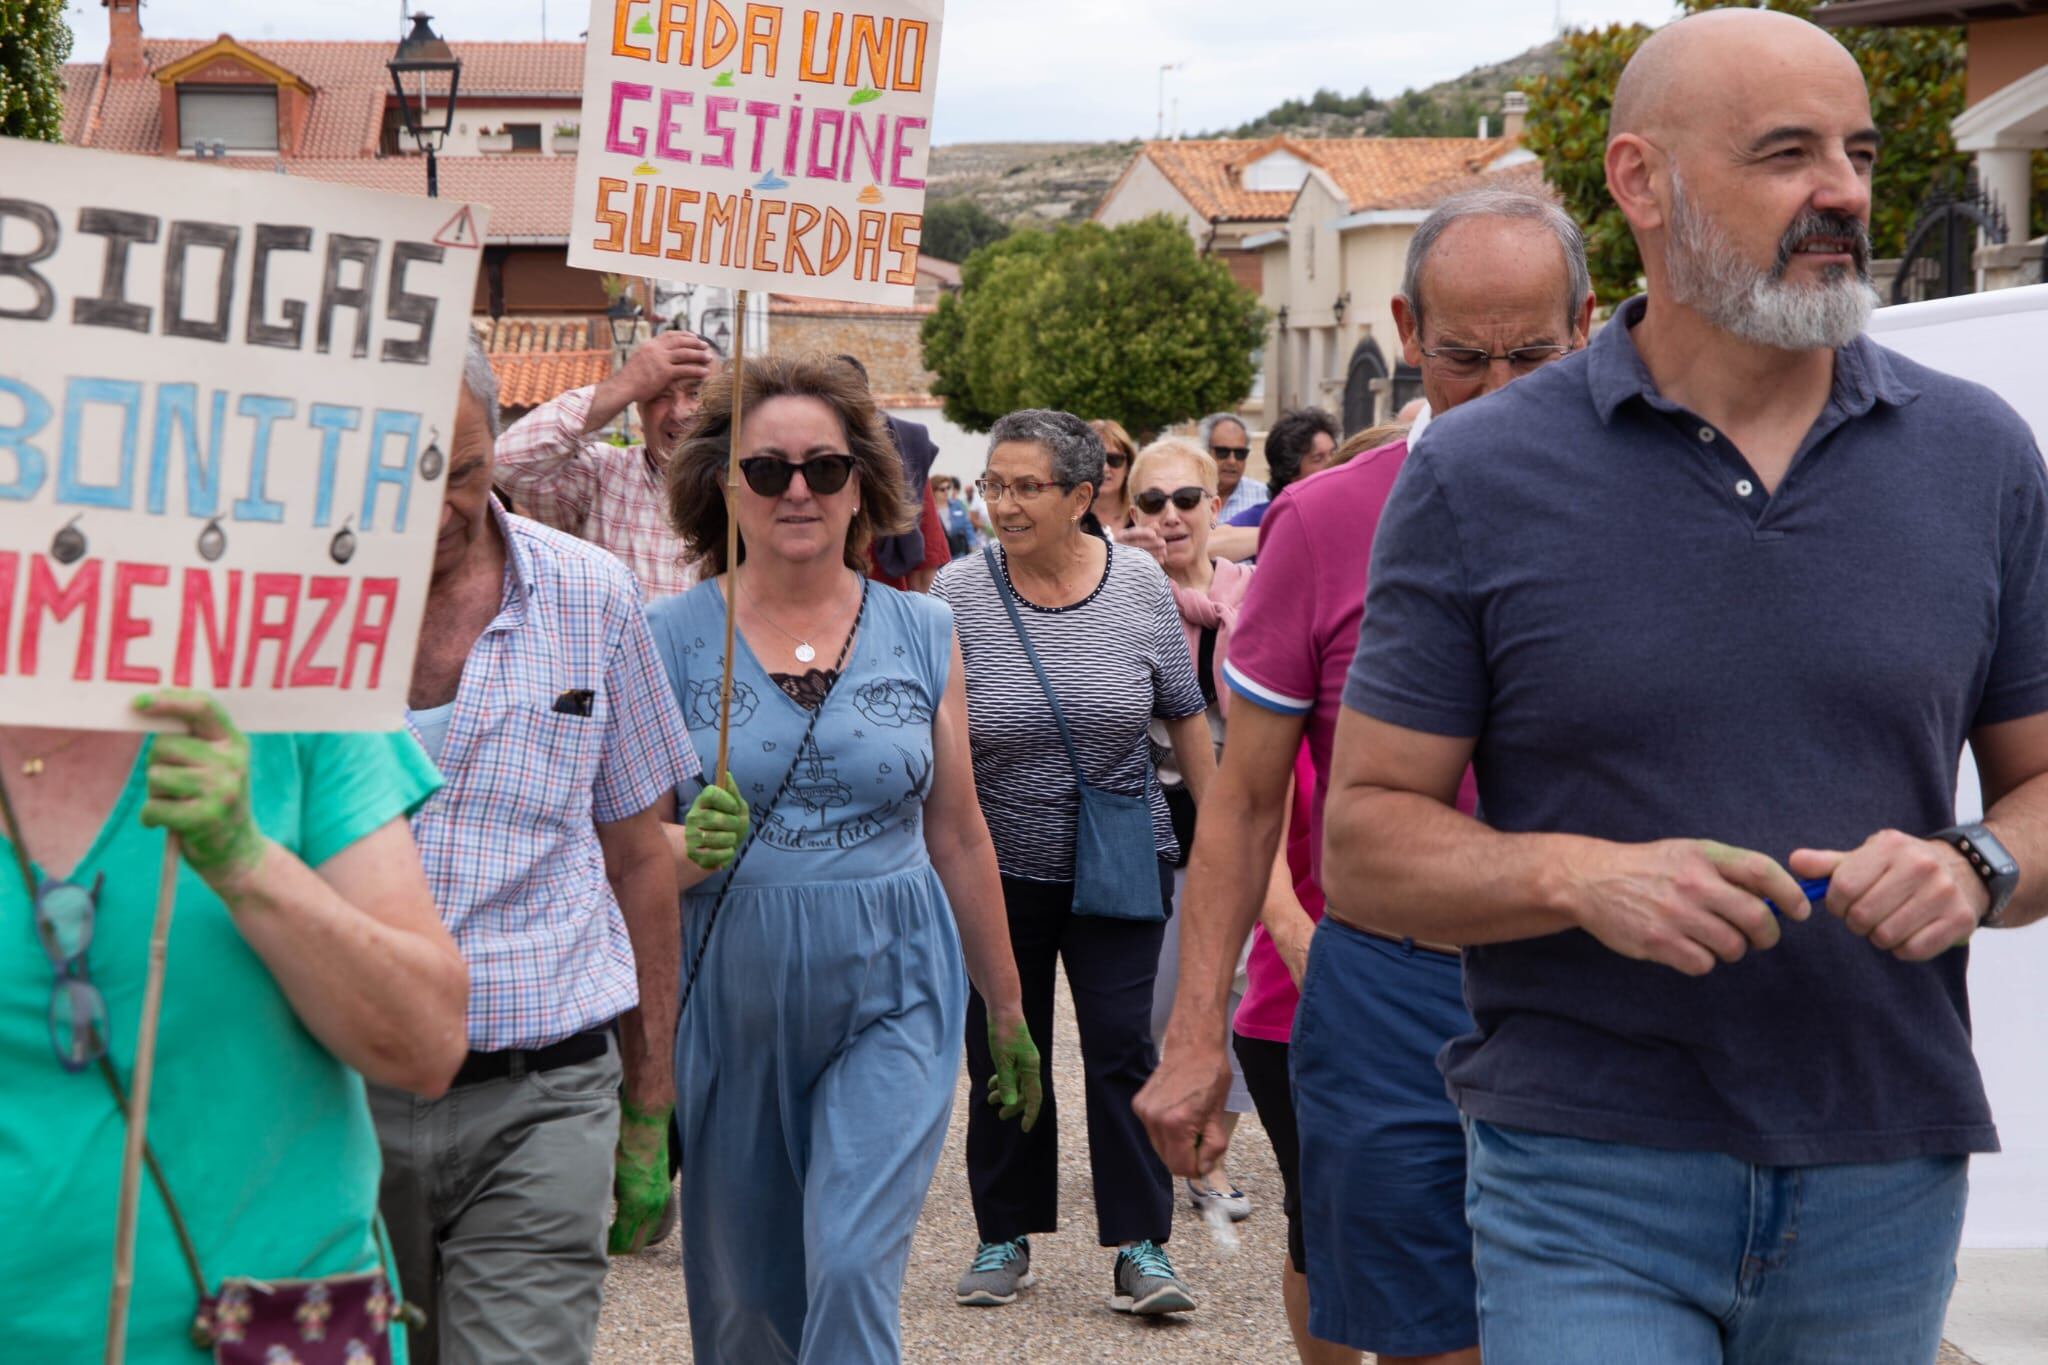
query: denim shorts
[
  {"left": 1290, "top": 916, "right": 1476, "bottom": 1355},
  {"left": 1464, "top": 1118, "right": 1967, "bottom": 1364}
]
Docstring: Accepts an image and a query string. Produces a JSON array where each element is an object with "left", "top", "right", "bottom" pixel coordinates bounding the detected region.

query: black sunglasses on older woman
[{"left": 1133, "top": 486, "right": 1209, "bottom": 516}]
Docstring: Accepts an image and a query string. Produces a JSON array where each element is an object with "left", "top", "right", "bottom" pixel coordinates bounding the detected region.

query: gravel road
[{"left": 595, "top": 972, "right": 1980, "bottom": 1364}]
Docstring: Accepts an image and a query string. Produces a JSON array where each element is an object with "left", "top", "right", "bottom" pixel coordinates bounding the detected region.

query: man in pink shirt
[{"left": 1137, "top": 188, "right": 1594, "bottom": 1365}]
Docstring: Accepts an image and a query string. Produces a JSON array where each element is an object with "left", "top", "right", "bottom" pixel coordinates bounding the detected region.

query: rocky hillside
[{"left": 925, "top": 41, "right": 1562, "bottom": 228}]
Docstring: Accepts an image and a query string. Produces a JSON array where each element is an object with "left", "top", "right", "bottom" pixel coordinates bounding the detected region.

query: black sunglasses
[
  {"left": 1209, "top": 445, "right": 1251, "bottom": 462},
  {"left": 1134, "top": 485, "right": 1210, "bottom": 515},
  {"left": 1104, "top": 452, "right": 1130, "bottom": 469},
  {"left": 738, "top": 454, "right": 857, "bottom": 498}
]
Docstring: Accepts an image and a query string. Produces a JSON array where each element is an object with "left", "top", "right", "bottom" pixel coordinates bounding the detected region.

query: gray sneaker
[
  {"left": 955, "top": 1237, "right": 1034, "bottom": 1307},
  {"left": 1110, "top": 1240, "right": 1197, "bottom": 1315}
]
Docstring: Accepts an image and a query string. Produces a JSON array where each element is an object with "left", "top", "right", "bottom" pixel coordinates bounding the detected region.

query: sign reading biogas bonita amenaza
[
  {"left": 569, "top": 0, "right": 944, "bottom": 306},
  {"left": 0, "top": 140, "right": 487, "bottom": 732}
]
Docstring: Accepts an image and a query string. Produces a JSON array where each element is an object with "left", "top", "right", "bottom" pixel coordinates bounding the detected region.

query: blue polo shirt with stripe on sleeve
[{"left": 1344, "top": 295, "right": 2048, "bottom": 1166}]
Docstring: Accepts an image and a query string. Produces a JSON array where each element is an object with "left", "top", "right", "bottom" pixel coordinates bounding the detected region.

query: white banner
[
  {"left": 567, "top": 0, "right": 943, "bottom": 305},
  {"left": 0, "top": 140, "right": 487, "bottom": 732},
  {"left": 1870, "top": 284, "right": 2048, "bottom": 1250}
]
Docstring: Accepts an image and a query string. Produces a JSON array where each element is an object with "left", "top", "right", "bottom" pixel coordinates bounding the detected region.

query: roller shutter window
[{"left": 178, "top": 86, "right": 280, "bottom": 151}]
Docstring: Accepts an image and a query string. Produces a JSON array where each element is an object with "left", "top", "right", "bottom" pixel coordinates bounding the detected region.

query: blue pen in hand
[{"left": 1767, "top": 877, "right": 1831, "bottom": 917}]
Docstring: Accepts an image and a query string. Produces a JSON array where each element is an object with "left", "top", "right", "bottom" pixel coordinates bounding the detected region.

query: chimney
[
  {"left": 105, "top": 0, "right": 146, "bottom": 79},
  {"left": 1502, "top": 90, "right": 1530, "bottom": 142}
]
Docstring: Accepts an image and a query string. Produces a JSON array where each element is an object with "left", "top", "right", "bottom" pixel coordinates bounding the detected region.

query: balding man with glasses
[{"left": 1140, "top": 187, "right": 1593, "bottom": 1365}]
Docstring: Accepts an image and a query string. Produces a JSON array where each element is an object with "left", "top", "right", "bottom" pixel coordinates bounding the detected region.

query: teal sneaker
[
  {"left": 1110, "top": 1239, "right": 1197, "bottom": 1315},
  {"left": 955, "top": 1236, "right": 1034, "bottom": 1307}
]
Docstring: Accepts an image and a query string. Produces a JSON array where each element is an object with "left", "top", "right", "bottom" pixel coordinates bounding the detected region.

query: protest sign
[
  {"left": 567, "top": 0, "right": 943, "bottom": 305},
  {"left": 1870, "top": 283, "right": 2048, "bottom": 1251},
  {"left": 0, "top": 140, "right": 487, "bottom": 732}
]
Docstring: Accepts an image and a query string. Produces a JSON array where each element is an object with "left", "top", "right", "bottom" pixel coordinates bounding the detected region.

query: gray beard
[{"left": 1665, "top": 171, "right": 1878, "bottom": 352}]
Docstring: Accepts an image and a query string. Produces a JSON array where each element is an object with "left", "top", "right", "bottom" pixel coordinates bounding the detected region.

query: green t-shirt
[{"left": 0, "top": 732, "right": 440, "bottom": 1362}]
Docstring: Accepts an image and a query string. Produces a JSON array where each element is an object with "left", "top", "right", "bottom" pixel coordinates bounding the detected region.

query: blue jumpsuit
[{"left": 645, "top": 581, "right": 968, "bottom": 1364}]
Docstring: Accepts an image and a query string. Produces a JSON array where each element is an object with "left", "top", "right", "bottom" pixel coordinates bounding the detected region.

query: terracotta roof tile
[
  {"left": 1313, "top": 137, "right": 1518, "bottom": 212},
  {"left": 60, "top": 64, "right": 102, "bottom": 145},
  {"left": 71, "top": 37, "right": 583, "bottom": 158},
  {"left": 136, "top": 39, "right": 583, "bottom": 96},
  {"left": 1375, "top": 155, "right": 1550, "bottom": 212},
  {"left": 215, "top": 154, "right": 580, "bottom": 241},
  {"left": 480, "top": 317, "right": 604, "bottom": 353},
  {"left": 1119, "top": 136, "right": 1525, "bottom": 223},
  {"left": 295, "top": 84, "right": 388, "bottom": 159},
  {"left": 91, "top": 76, "right": 165, "bottom": 152},
  {"left": 768, "top": 295, "right": 935, "bottom": 317},
  {"left": 490, "top": 349, "right": 615, "bottom": 409},
  {"left": 1133, "top": 139, "right": 1304, "bottom": 223}
]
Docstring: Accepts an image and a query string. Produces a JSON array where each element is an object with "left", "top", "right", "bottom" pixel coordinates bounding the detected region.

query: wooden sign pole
[
  {"left": 715, "top": 288, "right": 749, "bottom": 784},
  {"left": 104, "top": 835, "right": 180, "bottom": 1365}
]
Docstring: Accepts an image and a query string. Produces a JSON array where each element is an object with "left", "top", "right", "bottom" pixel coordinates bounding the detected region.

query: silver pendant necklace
[{"left": 744, "top": 570, "right": 849, "bottom": 665}]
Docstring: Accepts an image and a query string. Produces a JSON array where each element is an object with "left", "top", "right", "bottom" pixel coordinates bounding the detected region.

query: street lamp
[
  {"left": 606, "top": 294, "right": 641, "bottom": 360},
  {"left": 699, "top": 305, "right": 733, "bottom": 357},
  {"left": 388, "top": 13, "right": 461, "bottom": 198}
]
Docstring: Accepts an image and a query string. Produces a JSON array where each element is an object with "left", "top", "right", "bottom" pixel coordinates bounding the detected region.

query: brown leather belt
[{"left": 1327, "top": 914, "right": 1460, "bottom": 959}]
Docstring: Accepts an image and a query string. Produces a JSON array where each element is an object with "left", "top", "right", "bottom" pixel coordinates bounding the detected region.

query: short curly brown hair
[{"left": 665, "top": 353, "right": 913, "bottom": 575}]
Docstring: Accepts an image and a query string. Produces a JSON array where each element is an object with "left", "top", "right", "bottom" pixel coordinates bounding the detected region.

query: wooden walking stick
[
  {"left": 104, "top": 833, "right": 180, "bottom": 1365},
  {"left": 715, "top": 288, "right": 750, "bottom": 785}
]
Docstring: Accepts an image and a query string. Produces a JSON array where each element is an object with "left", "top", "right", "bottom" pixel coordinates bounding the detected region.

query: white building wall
[{"left": 1094, "top": 154, "right": 1207, "bottom": 246}]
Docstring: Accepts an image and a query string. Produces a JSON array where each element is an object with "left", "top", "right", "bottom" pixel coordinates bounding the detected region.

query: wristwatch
[{"left": 1931, "top": 823, "right": 2019, "bottom": 928}]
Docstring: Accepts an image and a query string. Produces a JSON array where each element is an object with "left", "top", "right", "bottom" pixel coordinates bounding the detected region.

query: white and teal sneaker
[
  {"left": 955, "top": 1236, "right": 1035, "bottom": 1307},
  {"left": 1110, "top": 1239, "right": 1197, "bottom": 1315}
]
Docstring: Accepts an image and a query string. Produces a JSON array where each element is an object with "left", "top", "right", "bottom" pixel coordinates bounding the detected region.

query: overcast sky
[{"left": 65, "top": 0, "right": 1679, "bottom": 143}]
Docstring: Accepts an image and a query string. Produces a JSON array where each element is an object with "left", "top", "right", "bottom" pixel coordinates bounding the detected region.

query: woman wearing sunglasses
[
  {"left": 645, "top": 353, "right": 1039, "bottom": 1364},
  {"left": 0, "top": 692, "right": 467, "bottom": 1362},
  {"left": 1125, "top": 436, "right": 1262, "bottom": 1225},
  {"left": 1086, "top": 418, "right": 1139, "bottom": 536},
  {"left": 934, "top": 410, "right": 1216, "bottom": 1320}
]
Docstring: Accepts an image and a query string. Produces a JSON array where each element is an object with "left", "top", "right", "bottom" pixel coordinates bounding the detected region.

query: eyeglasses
[
  {"left": 1104, "top": 452, "right": 1130, "bottom": 469},
  {"left": 975, "top": 476, "right": 1071, "bottom": 503},
  {"left": 33, "top": 874, "right": 107, "bottom": 1073},
  {"left": 738, "top": 454, "right": 857, "bottom": 498},
  {"left": 1133, "top": 485, "right": 1210, "bottom": 516},
  {"left": 1420, "top": 344, "right": 1572, "bottom": 379},
  {"left": 1209, "top": 446, "right": 1251, "bottom": 463}
]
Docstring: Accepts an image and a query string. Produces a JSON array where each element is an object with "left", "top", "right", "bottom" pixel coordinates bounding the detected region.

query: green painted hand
[
  {"left": 133, "top": 690, "right": 268, "bottom": 881},
  {"left": 984, "top": 1015, "right": 1043, "bottom": 1132},
  {"left": 685, "top": 774, "right": 749, "bottom": 870},
  {"left": 608, "top": 1099, "right": 673, "bottom": 1256}
]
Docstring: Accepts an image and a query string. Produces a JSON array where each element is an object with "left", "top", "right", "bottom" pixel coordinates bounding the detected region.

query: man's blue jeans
[{"left": 1464, "top": 1119, "right": 1967, "bottom": 1364}]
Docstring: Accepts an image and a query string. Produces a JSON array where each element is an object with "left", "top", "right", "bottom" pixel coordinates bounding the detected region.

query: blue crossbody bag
[{"left": 984, "top": 546, "right": 1164, "bottom": 921}]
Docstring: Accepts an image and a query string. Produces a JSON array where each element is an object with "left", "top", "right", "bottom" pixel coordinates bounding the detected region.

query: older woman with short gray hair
[{"left": 933, "top": 408, "right": 1217, "bottom": 1319}]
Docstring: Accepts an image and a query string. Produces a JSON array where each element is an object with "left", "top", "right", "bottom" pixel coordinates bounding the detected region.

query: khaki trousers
[{"left": 369, "top": 1040, "right": 621, "bottom": 1365}]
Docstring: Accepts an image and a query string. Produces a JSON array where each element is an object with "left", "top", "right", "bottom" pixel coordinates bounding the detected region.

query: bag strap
[
  {"left": 980, "top": 544, "right": 1089, "bottom": 788},
  {"left": 677, "top": 576, "right": 869, "bottom": 1016},
  {"left": 0, "top": 765, "right": 211, "bottom": 1303}
]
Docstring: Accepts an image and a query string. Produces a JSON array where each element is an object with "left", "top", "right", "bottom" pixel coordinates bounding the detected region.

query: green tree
[
  {"left": 1521, "top": 1, "right": 1969, "bottom": 305},
  {"left": 920, "top": 198, "right": 1012, "bottom": 265},
  {"left": 922, "top": 215, "right": 1266, "bottom": 435},
  {"left": 1, "top": 0, "right": 73, "bottom": 142}
]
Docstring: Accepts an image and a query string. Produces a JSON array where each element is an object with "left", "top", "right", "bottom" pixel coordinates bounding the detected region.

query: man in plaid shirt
[
  {"left": 494, "top": 329, "right": 720, "bottom": 599},
  {"left": 371, "top": 340, "right": 701, "bottom": 1365}
]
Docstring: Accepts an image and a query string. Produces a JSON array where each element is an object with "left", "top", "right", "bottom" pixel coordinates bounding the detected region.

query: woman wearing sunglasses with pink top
[{"left": 1125, "top": 437, "right": 1271, "bottom": 1229}]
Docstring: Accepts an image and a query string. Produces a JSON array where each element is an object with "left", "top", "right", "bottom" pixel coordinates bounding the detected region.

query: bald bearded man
[{"left": 1324, "top": 11, "right": 2048, "bottom": 1363}]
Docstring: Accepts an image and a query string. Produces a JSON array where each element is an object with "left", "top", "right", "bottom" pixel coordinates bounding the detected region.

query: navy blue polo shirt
[{"left": 1345, "top": 295, "right": 2048, "bottom": 1165}]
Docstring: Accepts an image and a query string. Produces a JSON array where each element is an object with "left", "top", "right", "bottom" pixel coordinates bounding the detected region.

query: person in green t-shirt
[{"left": 0, "top": 689, "right": 468, "bottom": 1363}]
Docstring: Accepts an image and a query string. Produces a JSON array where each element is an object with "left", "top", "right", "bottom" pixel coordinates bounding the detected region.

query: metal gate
[{"left": 1892, "top": 174, "right": 2007, "bottom": 305}]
